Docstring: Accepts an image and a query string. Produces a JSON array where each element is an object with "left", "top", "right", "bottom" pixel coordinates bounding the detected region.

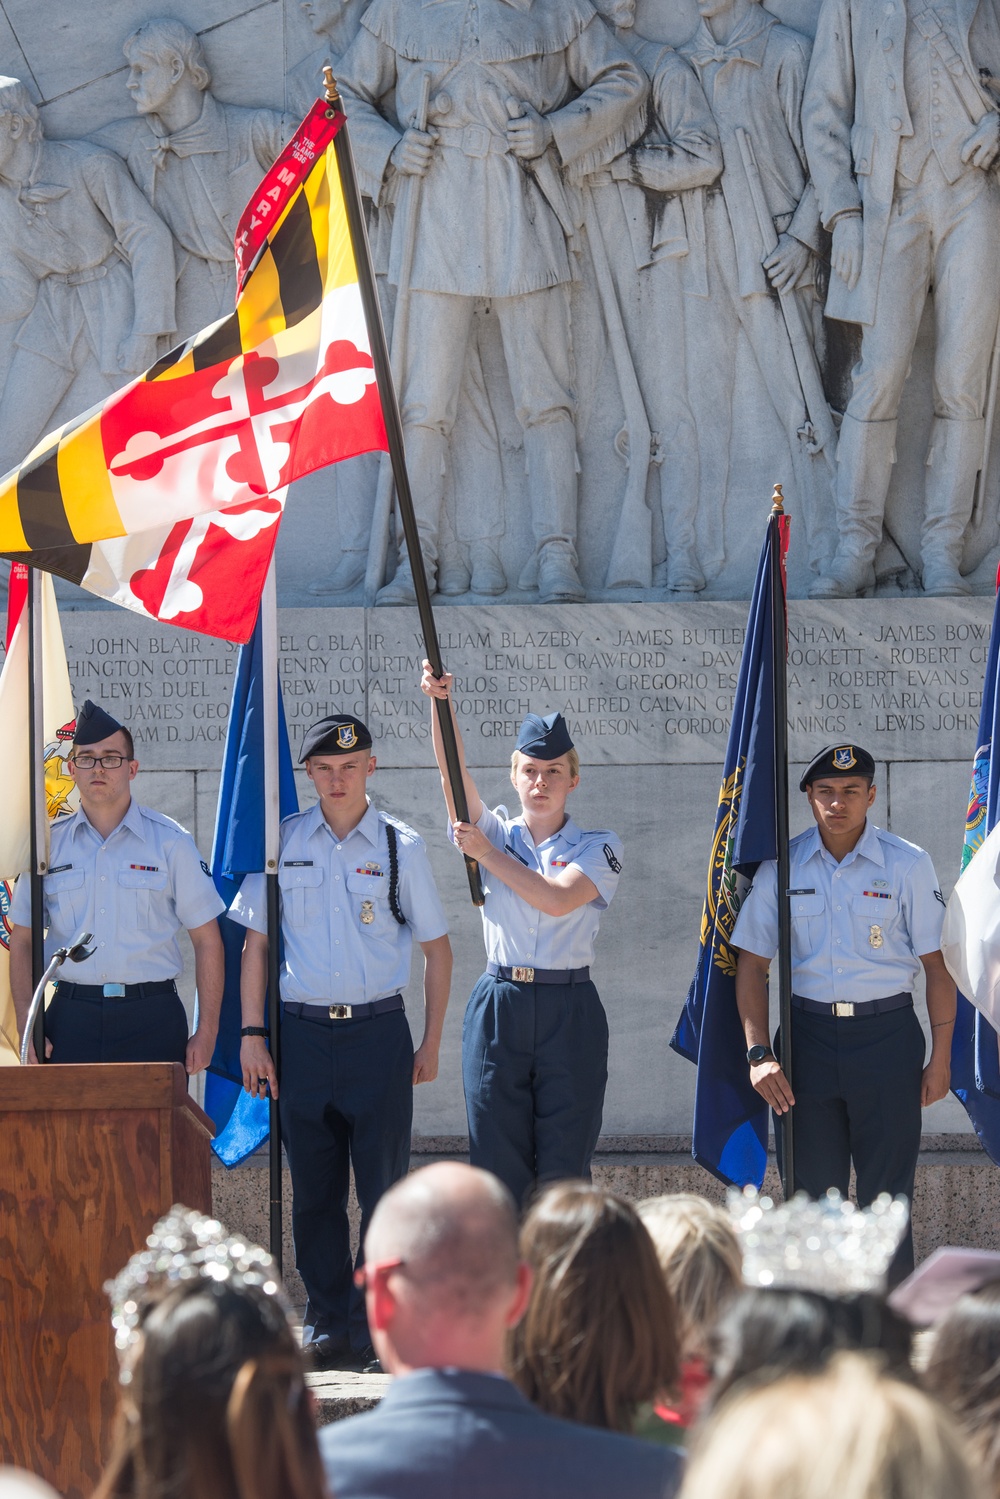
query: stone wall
[{"left": 46, "top": 596, "right": 986, "bottom": 1142}]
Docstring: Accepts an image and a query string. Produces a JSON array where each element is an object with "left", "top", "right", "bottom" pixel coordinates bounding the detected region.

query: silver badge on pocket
[
  {"left": 360, "top": 899, "right": 375, "bottom": 925},
  {"left": 869, "top": 924, "right": 883, "bottom": 949}
]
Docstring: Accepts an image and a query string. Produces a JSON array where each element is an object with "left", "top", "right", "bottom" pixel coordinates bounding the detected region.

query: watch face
[{"left": 747, "top": 1045, "right": 772, "bottom": 1064}]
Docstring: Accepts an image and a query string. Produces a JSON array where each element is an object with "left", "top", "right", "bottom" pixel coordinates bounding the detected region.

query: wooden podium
[{"left": 0, "top": 1064, "right": 214, "bottom": 1499}]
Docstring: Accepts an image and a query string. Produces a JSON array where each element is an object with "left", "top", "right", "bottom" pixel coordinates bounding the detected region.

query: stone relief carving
[
  {"left": 0, "top": 76, "right": 175, "bottom": 476},
  {"left": 337, "top": 0, "right": 649, "bottom": 605},
  {"left": 804, "top": 0, "right": 1000, "bottom": 598},
  {"left": 0, "top": 0, "right": 998, "bottom": 602}
]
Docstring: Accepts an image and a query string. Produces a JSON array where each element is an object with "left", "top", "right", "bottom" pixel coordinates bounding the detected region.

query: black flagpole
[
  {"left": 325, "top": 71, "right": 485, "bottom": 908},
  {"left": 769, "top": 486, "right": 794, "bottom": 1196},
  {"left": 27, "top": 567, "right": 47, "bottom": 1063}
]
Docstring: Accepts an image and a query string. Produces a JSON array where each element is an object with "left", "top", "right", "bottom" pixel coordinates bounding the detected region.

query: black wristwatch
[
  {"left": 746, "top": 1044, "right": 774, "bottom": 1065},
  {"left": 241, "top": 1026, "right": 269, "bottom": 1038}
]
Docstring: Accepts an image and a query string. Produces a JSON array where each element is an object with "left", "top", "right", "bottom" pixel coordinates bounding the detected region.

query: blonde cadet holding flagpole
[{"left": 421, "top": 662, "right": 623, "bottom": 1206}]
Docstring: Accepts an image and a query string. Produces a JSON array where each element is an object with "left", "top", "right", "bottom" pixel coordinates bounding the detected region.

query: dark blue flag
[
  {"left": 203, "top": 608, "right": 298, "bottom": 1165},
  {"left": 670, "top": 511, "right": 789, "bottom": 1187},
  {"left": 951, "top": 572, "right": 1000, "bottom": 1157}
]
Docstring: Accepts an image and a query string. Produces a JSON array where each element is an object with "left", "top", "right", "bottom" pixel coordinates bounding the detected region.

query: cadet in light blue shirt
[
  {"left": 732, "top": 742, "right": 956, "bottom": 1278},
  {"left": 421, "top": 662, "right": 623, "bottom": 1206},
  {"left": 232, "top": 713, "right": 452, "bottom": 1375},
  {"left": 10, "top": 699, "right": 224, "bottom": 1070}
]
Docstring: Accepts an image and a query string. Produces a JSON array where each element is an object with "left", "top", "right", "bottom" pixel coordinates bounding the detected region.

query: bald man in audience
[{"left": 319, "top": 1162, "right": 681, "bottom": 1499}]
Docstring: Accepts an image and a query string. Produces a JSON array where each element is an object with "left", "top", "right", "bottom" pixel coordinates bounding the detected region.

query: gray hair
[
  {"left": 123, "top": 19, "right": 212, "bottom": 92},
  {"left": 0, "top": 78, "right": 43, "bottom": 143}
]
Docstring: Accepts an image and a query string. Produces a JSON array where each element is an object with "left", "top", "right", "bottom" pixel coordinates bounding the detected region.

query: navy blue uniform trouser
[
  {"left": 46, "top": 989, "right": 188, "bottom": 1063},
  {"left": 279, "top": 1006, "right": 413, "bottom": 1350},
  {"left": 775, "top": 1005, "right": 924, "bottom": 1281},
  {"left": 463, "top": 973, "right": 609, "bottom": 1207}
]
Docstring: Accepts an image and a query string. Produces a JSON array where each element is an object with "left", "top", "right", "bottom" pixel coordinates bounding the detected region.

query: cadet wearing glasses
[{"left": 10, "top": 699, "right": 225, "bottom": 1067}]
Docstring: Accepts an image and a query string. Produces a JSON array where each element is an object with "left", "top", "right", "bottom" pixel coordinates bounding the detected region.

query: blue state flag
[
  {"left": 951, "top": 572, "right": 1000, "bottom": 1158},
  {"left": 670, "top": 510, "right": 789, "bottom": 1187},
  {"left": 204, "top": 608, "right": 298, "bottom": 1165}
]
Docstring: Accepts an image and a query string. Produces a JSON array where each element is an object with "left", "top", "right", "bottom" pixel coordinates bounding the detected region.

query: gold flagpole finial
[
  {"left": 770, "top": 483, "right": 785, "bottom": 515},
  {"left": 323, "top": 67, "right": 340, "bottom": 107}
]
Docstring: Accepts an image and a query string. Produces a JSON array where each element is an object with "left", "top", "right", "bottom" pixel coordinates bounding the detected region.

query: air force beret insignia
[
  {"left": 337, "top": 723, "right": 359, "bottom": 750},
  {"left": 833, "top": 746, "right": 857, "bottom": 770}
]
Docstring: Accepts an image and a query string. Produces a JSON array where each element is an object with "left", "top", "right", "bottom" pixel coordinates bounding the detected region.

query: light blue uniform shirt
[
  {"left": 229, "top": 800, "right": 448, "bottom": 1006},
  {"left": 731, "top": 820, "right": 945, "bottom": 1006},
  {"left": 472, "top": 804, "right": 623, "bottom": 970},
  {"left": 10, "top": 799, "right": 224, "bottom": 982}
]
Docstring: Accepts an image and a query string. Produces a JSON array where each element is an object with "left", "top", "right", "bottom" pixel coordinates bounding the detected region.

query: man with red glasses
[{"left": 10, "top": 698, "right": 224, "bottom": 1068}]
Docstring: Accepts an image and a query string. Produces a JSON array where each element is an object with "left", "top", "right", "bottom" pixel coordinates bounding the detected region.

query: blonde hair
[
  {"left": 638, "top": 1193, "right": 742, "bottom": 1358},
  {"left": 510, "top": 747, "right": 580, "bottom": 779},
  {"left": 681, "top": 1354, "right": 983, "bottom": 1499}
]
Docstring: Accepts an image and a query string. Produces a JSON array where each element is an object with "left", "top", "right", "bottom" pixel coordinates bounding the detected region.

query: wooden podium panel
[{"left": 0, "top": 1064, "right": 214, "bottom": 1499}]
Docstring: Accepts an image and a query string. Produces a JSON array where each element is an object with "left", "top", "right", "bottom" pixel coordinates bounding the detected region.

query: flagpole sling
[
  {"left": 769, "top": 486, "right": 794, "bottom": 1196},
  {"left": 326, "top": 69, "right": 485, "bottom": 908},
  {"left": 261, "top": 561, "right": 283, "bottom": 1268},
  {"left": 28, "top": 567, "right": 47, "bottom": 1063}
]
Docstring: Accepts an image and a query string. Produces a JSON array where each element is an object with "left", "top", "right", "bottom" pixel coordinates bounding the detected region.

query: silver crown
[
  {"left": 105, "top": 1204, "right": 289, "bottom": 1381},
  {"left": 729, "top": 1187, "right": 910, "bottom": 1296}
]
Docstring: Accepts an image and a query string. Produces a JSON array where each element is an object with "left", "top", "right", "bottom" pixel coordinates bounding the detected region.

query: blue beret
[
  {"left": 73, "top": 699, "right": 125, "bottom": 747},
  {"left": 799, "top": 743, "right": 876, "bottom": 792},
  {"left": 299, "top": 714, "right": 373, "bottom": 762},
  {"left": 515, "top": 711, "right": 574, "bottom": 761}
]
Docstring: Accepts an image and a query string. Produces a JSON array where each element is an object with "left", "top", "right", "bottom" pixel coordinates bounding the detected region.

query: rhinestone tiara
[
  {"left": 105, "top": 1204, "right": 290, "bottom": 1380},
  {"left": 729, "top": 1188, "right": 910, "bottom": 1296}
]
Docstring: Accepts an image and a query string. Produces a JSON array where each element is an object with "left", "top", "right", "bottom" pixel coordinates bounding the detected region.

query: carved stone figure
[
  {"left": 95, "top": 19, "right": 295, "bottom": 338},
  {"left": 679, "top": 0, "right": 838, "bottom": 573},
  {"left": 804, "top": 0, "right": 1000, "bottom": 597},
  {"left": 589, "top": 0, "right": 723, "bottom": 592},
  {"left": 289, "top": 0, "right": 372, "bottom": 114},
  {"left": 338, "top": 0, "right": 648, "bottom": 605},
  {"left": 0, "top": 77, "right": 176, "bottom": 478}
]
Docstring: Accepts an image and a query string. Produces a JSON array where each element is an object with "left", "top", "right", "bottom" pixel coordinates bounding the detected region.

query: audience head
[
  {"left": 509, "top": 1181, "right": 680, "bottom": 1433},
  {"left": 681, "top": 1354, "right": 981, "bottom": 1499},
  {"left": 0, "top": 1472, "right": 61, "bottom": 1499},
  {"left": 361, "top": 1162, "right": 528, "bottom": 1376},
  {"left": 95, "top": 1207, "right": 326, "bottom": 1499},
  {"left": 638, "top": 1193, "right": 742, "bottom": 1360},
  {"left": 924, "top": 1278, "right": 1000, "bottom": 1497}
]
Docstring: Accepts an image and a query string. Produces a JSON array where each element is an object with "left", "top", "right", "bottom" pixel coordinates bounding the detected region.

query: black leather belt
[
  {"left": 56, "top": 980, "right": 178, "bottom": 1001},
  {"left": 487, "top": 963, "right": 590, "bottom": 985},
  {"left": 282, "top": 995, "right": 404, "bottom": 1022},
  {"left": 792, "top": 992, "right": 911, "bottom": 1019}
]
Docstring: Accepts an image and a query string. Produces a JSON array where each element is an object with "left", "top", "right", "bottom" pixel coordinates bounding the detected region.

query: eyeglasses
[{"left": 70, "top": 753, "right": 129, "bottom": 769}]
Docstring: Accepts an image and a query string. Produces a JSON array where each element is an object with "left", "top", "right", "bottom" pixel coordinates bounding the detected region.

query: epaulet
[
  {"left": 873, "top": 826, "right": 926, "bottom": 861},
  {"left": 789, "top": 828, "right": 815, "bottom": 850},
  {"left": 578, "top": 827, "right": 622, "bottom": 845},
  {"left": 379, "top": 810, "right": 423, "bottom": 846},
  {"left": 138, "top": 806, "right": 189, "bottom": 835},
  {"left": 279, "top": 808, "right": 312, "bottom": 829}
]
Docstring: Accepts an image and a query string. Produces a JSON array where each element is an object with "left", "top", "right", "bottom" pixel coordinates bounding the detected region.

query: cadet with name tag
[
  {"left": 420, "top": 663, "right": 623, "bottom": 1207},
  {"left": 10, "top": 699, "right": 225, "bottom": 1068},
  {"left": 732, "top": 743, "right": 956, "bottom": 1277},
  {"left": 232, "top": 714, "right": 452, "bottom": 1374}
]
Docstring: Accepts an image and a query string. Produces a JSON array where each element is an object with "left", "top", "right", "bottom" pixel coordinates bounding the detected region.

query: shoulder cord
[{"left": 386, "top": 823, "right": 407, "bottom": 925}]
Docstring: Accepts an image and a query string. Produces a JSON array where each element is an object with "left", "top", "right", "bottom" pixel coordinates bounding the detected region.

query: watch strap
[{"left": 241, "top": 1026, "right": 269, "bottom": 1038}]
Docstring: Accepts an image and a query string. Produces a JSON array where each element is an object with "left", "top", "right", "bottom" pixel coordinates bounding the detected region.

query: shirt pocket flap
[
  {"left": 47, "top": 868, "right": 86, "bottom": 893},
  {"left": 791, "top": 892, "right": 825, "bottom": 917},
  {"left": 346, "top": 872, "right": 387, "bottom": 898},
  {"left": 117, "top": 869, "right": 168, "bottom": 891},
  {"left": 278, "top": 865, "right": 323, "bottom": 889},
  {"left": 851, "top": 892, "right": 895, "bottom": 916}
]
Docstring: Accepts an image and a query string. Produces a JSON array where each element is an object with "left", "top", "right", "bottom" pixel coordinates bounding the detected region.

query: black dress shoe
[
  {"left": 356, "top": 1343, "right": 383, "bottom": 1375},
  {"left": 305, "top": 1337, "right": 356, "bottom": 1372}
]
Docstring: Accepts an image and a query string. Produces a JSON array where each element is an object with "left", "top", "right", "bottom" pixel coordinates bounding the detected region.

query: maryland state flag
[
  {"left": 0, "top": 100, "right": 388, "bottom": 643},
  {"left": 0, "top": 564, "right": 77, "bottom": 1063},
  {"left": 670, "top": 509, "right": 789, "bottom": 1187}
]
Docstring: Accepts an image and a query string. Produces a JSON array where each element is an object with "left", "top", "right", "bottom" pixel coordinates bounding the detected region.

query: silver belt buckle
[
  {"left": 511, "top": 966, "right": 534, "bottom": 983},
  {"left": 103, "top": 983, "right": 126, "bottom": 998},
  {"left": 833, "top": 1002, "right": 855, "bottom": 1018},
  {"left": 329, "top": 1004, "right": 352, "bottom": 1020}
]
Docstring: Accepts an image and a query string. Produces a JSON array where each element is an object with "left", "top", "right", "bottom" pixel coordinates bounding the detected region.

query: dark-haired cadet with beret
[
  {"left": 732, "top": 743, "right": 956, "bottom": 1277},
  {"left": 420, "top": 663, "right": 623, "bottom": 1207},
  {"left": 9, "top": 699, "right": 225, "bottom": 1067},
  {"left": 230, "top": 714, "right": 452, "bottom": 1373}
]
